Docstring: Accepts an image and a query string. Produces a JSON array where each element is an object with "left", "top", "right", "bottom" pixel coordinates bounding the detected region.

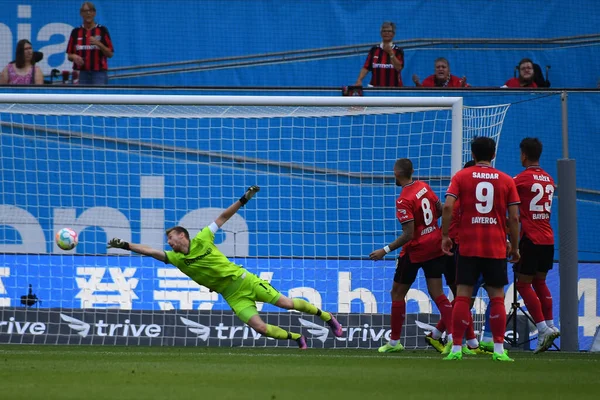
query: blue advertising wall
[{"left": 0, "top": 256, "right": 598, "bottom": 350}]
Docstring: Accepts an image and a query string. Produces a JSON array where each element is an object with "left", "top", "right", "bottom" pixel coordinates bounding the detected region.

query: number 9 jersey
[
  {"left": 513, "top": 166, "right": 555, "bottom": 245},
  {"left": 396, "top": 180, "right": 444, "bottom": 263},
  {"left": 446, "top": 164, "right": 520, "bottom": 259}
]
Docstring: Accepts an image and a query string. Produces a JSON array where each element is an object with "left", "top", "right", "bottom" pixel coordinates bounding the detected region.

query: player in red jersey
[
  {"left": 513, "top": 137, "right": 560, "bottom": 353},
  {"left": 370, "top": 158, "right": 453, "bottom": 353},
  {"left": 441, "top": 137, "right": 520, "bottom": 361},
  {"left": 426, "top": 160, "right": 492, "bottom": 355}
]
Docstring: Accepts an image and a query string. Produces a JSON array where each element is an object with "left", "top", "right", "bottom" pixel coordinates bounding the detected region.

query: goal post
[
  {"left": 0, "top": 93, "right": 509, "bottom": 348},
  {"left": 0, "top": 92, "right": 465, "bottom": 172}
]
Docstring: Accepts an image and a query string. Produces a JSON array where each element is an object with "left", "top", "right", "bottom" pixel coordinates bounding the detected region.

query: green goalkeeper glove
[
  {"left": 107, "top": 238, "right": 130, "bottom": 250},
  {"left": 239, "top": 185, "right": 260, "bottom": 206}
]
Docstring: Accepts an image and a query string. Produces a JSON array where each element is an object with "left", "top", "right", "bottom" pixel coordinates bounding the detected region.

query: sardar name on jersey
[
  {"left": 396, "top": 181, "right": 444, "bottom": 263},
  {"left": 446, "top": 165, "right": 520, "bottom": 259}
]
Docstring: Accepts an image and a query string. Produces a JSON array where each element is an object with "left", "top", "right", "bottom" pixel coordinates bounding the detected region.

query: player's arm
[
  {"left": 213, "top": 185, "right": 260, "bottom": 229},
  {"left": 506, "top": 203, "right": 520, "bottom": 262},
  {"left": 435, "top": 199, "right": 443, "bottom": 219},
  {"left": 441, "top": 195, "right": 456, "bottom": 255},
  {"left": 107, "top": 239, "right": 167, "bottom": 263},
  {"left": 369, "top": 221, "right": 414, "bottom": 261}
]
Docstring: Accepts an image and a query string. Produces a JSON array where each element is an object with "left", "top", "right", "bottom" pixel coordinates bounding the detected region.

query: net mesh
[{"left": 0, "top": 98, "right": 509, "bottom": 347}]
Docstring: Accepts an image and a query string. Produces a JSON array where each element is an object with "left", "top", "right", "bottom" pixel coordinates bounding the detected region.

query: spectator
[
  {"left": 412, "top": 57, "right": 469, "bottom": 88},
  {"left": 66, "top": 1, "right": 114, "bottom": 85},
  {"left": 503, "top": 58, "right": 537, "bottom": 88},
  {"left": 0, "top": 39, "right": 44, "bottom": 85},
  {"left": 354, "top": 22, "right": 404, "bottom": 87}
]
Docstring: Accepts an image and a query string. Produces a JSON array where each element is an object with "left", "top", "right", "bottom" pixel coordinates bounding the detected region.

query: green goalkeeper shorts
[{"left": 222, "top": 270, "right": 282, "bottom": 323}]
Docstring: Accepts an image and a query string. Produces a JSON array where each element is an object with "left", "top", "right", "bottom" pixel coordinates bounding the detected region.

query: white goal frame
[
  {"left": 0, "top": 93, "right": 465, "bottom": 176},
  {"left": 0, "top": 93, "right": 513, "bottom": 349}
]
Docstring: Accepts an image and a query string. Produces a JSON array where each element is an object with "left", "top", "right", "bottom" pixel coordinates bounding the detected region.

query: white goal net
[{"left": 0, "top": 94, "right": 509, "bottom": 348}]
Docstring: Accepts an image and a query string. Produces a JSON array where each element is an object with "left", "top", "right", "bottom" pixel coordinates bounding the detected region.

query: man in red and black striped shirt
[
  {"left": 66, "top": 2, "right": 114, "bottom": 85},
  {"left": 354, "top": 22, "right": 404, "bottom": 87}
]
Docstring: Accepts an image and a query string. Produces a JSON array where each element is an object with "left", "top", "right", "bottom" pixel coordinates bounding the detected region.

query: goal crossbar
[{"left": 0, "top": 93, "right": 464, "bottom": 174}]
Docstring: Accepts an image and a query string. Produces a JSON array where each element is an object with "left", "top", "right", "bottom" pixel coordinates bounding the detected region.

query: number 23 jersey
[
  {"left": 446, "top": 164, "right": 520, "bottom": 259},
  {"left": 514, "top": 166, "right": 555, "bottom": 245},
  {"left": 396, "top": 180, "right": 444, "bottom": 263}
]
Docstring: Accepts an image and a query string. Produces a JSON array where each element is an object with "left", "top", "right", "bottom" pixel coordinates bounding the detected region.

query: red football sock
[
  {"left": 532, "top": 278, "right": 554, "bottom": 320},
  {"left": 435, "top": 318, "right": 445, "bottom": 333},
  {"left": 488, "top": 297, "right": 507, "bottom": 344},
  {"left": 516, "top": 281, "right": 545, "bottom": 323},
  {"left": 451, "top": 296, "right": 471, "bottom": 345},
  {"left": 390, "top": 300, "right": 406, "bottom": 340},
  {"left": 466, "top": 312, "right": 476, "bottom": 340},
  {"left": 434, "top": 298, "right": 454, "bottom": 334},
  {"left": 434, "top": 294, "right": 453, "bottom": 336}
]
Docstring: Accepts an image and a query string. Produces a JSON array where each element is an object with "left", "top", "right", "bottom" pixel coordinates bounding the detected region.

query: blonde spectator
[{"left": 354, "top": 22, "right": 404, "bottom": 87}]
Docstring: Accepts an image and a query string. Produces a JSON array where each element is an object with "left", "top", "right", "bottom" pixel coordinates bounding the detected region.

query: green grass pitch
[{"left": 1, "top": 345, "right": 599, "bottom": 400}]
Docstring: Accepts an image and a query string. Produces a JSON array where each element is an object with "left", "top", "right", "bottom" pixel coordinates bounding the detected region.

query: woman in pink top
[{"left": 0, "top": 39, "right": 44, "bottom": 85}]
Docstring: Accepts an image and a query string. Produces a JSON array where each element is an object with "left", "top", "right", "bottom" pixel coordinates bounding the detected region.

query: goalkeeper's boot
[
  {"left": 325, "top": 314, "right": 343, "bottom": 338},
  {"left": 467, "top": 344, "right": 493, "bottom": 355},
  {"left": 492, "top": 351, "right": 514, "bottom": 362},
  {"left": 550, "top": 325, "right": 561, "bottom": 337},
  {"left": 378, "top": 341, "right": 404, "bottom": 353},
  {"left": 461, "top": 345, "right": 477, "bottom": 355},
  {"left": 479, "top": 340, "right": 494, "bottom": 353},
  {"left": 443, "top": 351, "right": 462, "bottom": 361},
  {"left": 441, "top": 340, "right": 453, "bottom": 355},
  {"left": 297, "top": 335, "right": 308, "bottom": 350},
  {"left": 533, "top": 328, "right": 559, "bottom": 354},
  {"left": 424, "top": 333, "right": 446, "bottom": 353}
]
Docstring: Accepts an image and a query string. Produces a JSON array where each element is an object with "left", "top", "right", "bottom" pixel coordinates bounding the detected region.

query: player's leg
[
  {"left": 515, "top": 236, "right": 557, "bottom": 353},
  {"left": 444, "top": 255, "right": 479, "bottom": 360},
  {"left": 237, "top": 306, "right": 307, "bottom": 348},
  {"left": 225, "top": 274, "right": 306, "bottom": 348},
  {"left": 481, "top": 258, "right": 513, "bottom": 361},
  {"left": 274, "top": 295, "right": 342, "bottom": 338},
  {"left": 533, "top": 271, "right": 558, "bottom": 334},
  {"left": 531, "top": 243, "right": 558, "bottom": 335},
  {"left": 429, "top": 250, "right": 457, "bottom": 348},
  {"left": 479, "top": 290, "right": 494, "bottom": 353},
  {"left": 423, "top": 256, "right": 453, "bottom": 353},
  {"left": 379, "top": 254, "right": 416, "bottom": 353},
  {"left": 462, "top": 278, "right": 485, "bottom": 353}
]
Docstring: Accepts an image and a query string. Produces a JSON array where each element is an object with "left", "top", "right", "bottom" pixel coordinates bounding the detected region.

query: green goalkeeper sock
[
  {"left": 265, "top": 324, "right": 301, "bottom": 341},
  {"left": 292, "top": 298, "right": 331, "bottom": 322}
]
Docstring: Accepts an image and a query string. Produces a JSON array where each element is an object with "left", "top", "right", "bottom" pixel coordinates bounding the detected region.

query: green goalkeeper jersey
[{"left": 165, "top": 226, "right": 244, "bottom": 293}]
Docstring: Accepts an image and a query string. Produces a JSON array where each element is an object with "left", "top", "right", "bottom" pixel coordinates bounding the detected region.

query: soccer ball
[{"left": 55, "top": 228, "right": 78, "bottom": 250}]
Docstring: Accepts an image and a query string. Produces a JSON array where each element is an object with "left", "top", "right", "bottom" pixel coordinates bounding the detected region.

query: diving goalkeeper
[{"left": 108, "top": 185, "right": 342, "bottom": 349}]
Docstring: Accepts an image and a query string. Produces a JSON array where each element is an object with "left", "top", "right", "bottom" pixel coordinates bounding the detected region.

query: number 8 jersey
[
  {"left": 396, "top": 180, "right": 444, "bottom": 263},
  {"left": 446, "top": 164, "right": 520, "bottom": 259},
  {"left": 513, "top": 166, "right": 555, "bottom": 245}
]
